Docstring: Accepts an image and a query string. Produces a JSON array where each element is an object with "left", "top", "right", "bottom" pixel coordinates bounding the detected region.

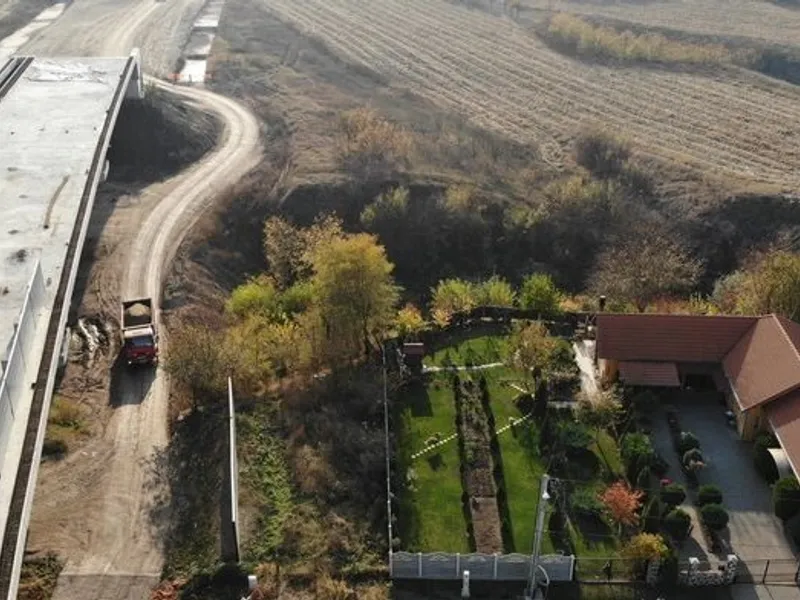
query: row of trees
[
  {"left": 429, "top": 273, "right": 562, "bottom": 323},
  {"left": 166, "top": 216, "right": 400, "bottom": 398}
]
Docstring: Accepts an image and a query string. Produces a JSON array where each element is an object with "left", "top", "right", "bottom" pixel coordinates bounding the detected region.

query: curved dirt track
[
  {"left": 43, "top": 81, "right": 261, "bottom": 600},
  {"left": 21, "top": 0, "right": 204, "bottom": 75},
  {"left": 264, "top": 0, "right": 800, "bottom": 186},
  {"left": 16, "top": 2, "right": 262, "bottom": 599}
]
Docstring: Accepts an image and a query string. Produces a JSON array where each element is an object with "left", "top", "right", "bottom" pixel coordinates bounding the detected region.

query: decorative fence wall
[
  {"left": 0, "top": 261, "right": 45, "bottom": 479},
  {"left": 390, "top": 552, "right": 574, "bottom": 581}
]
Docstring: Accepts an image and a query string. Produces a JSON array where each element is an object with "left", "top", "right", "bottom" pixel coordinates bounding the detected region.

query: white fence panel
[{"left": 390, "top": 552, "right": 574, "bottom": 582}]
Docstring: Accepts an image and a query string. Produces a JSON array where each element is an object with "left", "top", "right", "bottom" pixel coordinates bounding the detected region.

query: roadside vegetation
[
  {"left": 42, "top": 396, "right": 88, "bottom": 459},
  {"left": 17, "top": 554, "right": 63, "bottom": 600}
]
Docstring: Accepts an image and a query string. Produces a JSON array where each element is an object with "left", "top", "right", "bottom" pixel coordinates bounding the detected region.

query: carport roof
[
  {"left": 618, "top": 361, "right": 680, "bottom": 387},
  {"left": 766, "top": 390, "right": 800, "bottom": 480}
]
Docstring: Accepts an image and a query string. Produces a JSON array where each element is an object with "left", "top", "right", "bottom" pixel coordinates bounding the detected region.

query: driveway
[
  {"left": 650, "top": 393, "right": 796, "bottom": 570},
  {"left": 677, "top": 396, "right": 796, "bottom": 563}
]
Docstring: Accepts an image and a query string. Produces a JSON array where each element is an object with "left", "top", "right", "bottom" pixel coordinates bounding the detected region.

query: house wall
[{"left": 599, "top": 358, "right": 618, "bottom": 386}]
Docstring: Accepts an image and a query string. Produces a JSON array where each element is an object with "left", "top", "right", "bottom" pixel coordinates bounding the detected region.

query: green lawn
[
  {"left": 396, "top": 374, "right": 468, "bottom": 552},
  {"left": 428, "top": 334, "right": 509, "bottom": 367},
  {"left": 496, "top": 420, "right": 550, "bottom": 553},
  {"left": 396, "top": 331, "right": 623, "bottom": 557}
]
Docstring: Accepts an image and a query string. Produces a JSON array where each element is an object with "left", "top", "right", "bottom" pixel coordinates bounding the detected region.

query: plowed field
[
  {"left": 523, "top": 0, "right": 800, "bottom": 50},
  {"left": 262, "top": 0, "right": 800, "bottom": 187}
]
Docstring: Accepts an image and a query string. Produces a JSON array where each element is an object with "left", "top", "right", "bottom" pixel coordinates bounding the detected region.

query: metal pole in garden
[
  {"left": 526, "top": 473, "right": 550, "bottom": 599},
  {"left": 381, "top": 343, "right": 393, "bottom": 575}
]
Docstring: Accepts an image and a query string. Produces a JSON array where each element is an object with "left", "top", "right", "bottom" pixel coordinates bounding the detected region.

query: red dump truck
[{"left": 121, "top": 298, "right": 158, "bottom": 366}]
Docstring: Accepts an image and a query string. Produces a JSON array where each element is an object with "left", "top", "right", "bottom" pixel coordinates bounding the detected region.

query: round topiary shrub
[
  {"left": 697, "top": 484, "right": 723, "bottom": 507},
  {"left": 774, "top": 477, "right": 800, "bottom": 521},
  {"left": 660, "top": 483, "right": 686, "bottom": 508},
  {"left": 700, "top": 503, "right": 729, "bottom": 531},
  {"left": 664, "top": 508, "right": 692, "bottom": 541},
  {"left": 677, "top": 431, "right": 700, "bottom": 454}
]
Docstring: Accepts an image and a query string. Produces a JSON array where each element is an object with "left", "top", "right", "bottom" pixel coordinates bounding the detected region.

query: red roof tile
[
  {"left": 618, "top": 361, "right": 680, "bottom": 387},
  {"left": 723, "top": 315, "right": 800, "bottom": 410},
  {"left": 766, "top": 390, "right": 800, "bottom": 479},
  {"left": 597, "top": 314, "right": 757, "bottom": 363}
]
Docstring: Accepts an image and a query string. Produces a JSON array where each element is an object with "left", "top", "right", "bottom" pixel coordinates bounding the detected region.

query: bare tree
[{"left": 590, "top": 224, "right": 701, "bottom": 312}]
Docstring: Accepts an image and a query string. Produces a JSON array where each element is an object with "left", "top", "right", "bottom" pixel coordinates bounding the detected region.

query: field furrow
[{"left": 264, "top": 0, "right": 800, "bottom": 186}]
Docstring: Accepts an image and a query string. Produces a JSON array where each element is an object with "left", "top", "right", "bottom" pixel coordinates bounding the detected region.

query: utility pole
[{"left": 525, "top": 474, "right": 550, "bottom": 600}]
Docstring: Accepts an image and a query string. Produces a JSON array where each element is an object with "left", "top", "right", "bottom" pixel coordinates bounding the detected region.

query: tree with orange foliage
[{"left": 599, "top": 481, "right": 644, "bottom": 534}]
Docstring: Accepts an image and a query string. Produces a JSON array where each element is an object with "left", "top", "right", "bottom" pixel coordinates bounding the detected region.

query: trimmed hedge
[
  {"left": 774, "top": 477, "right": 800, "bottom": 521},
  {"left": 697, "top": 484, "right": 723, "bottom": 507},
  {"left": 660, "top": 483, "right": 686, "bottom": 508},
  {"left": 677, "top": 431, "right": 700, "bottom": 455},
  {"left": 700, "top": 503, "right": 729, "bottom": 531},
  {"left": 664, "top": 508, "right": 692, "bottom": 541}
]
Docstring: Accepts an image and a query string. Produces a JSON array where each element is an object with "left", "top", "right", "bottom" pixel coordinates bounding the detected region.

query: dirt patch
[
  {"left": 455, "top": 376, "right": 503, "bottom": 553},
  {"left": 107, "top": 87, "right": 220, "bottom": 183}
]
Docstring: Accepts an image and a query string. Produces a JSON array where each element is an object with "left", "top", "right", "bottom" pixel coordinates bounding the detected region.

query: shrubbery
[
  {"left": 774, "top": 477, "right": 800, "bottom": 520},
  {"left": 676, "top": 431, "right": 700, "bottom": 455},
  {"left": 571, "top": 488, "right": 605, "bottom": 520},
  {"left": 700, "top": 503, "right": 729, "bottom": 531},
  {"left": 663, "top": 508, "right": 692, "bottom": 541},
  {"left": 697, "top": 484, "right": 723, "bottom": 507},
  {"left": 660, "top": 483, "right": 686, "bottom": 508},
  {"left": 621, "top": 432, "right": 655, "bottom": 482}
]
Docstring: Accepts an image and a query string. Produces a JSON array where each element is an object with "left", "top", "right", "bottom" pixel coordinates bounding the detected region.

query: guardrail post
[
  {"left": 418, "top": 552, "right": 423, "bottom": 578},
  {"left": 763, "top": 560, "right": 770, "bottom": 584},
  {"left": 456, "top": 553, "right": 460, "bottom": 577},
  {"left": 493, "top": 553, "right": 499, "bottom": 580}
]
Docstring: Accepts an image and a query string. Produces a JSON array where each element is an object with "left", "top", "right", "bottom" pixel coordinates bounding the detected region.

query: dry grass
[
  {"left": 337, "top": 108, "right": 412, "bottom": 181},
  {"left": 545, "top": 13, "right": 736, "bottom": 65},
  {"left": 43, "top": 396, "right": 88, "bottom": 457}
]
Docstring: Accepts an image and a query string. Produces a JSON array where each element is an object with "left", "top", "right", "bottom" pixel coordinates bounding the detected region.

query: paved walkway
[
  {"left": 731, "top": 585, "right": 800, "bottom": 600},
  {"left": 651, "top": 394, "right": 796, "bottom": 567}
]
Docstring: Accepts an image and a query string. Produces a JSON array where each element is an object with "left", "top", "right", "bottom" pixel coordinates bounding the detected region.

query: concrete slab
[
  {"left": 0, "top": 54, "right": 133, "bottom": 571},
  {"left": 178, "top": 58, "right": 206, "bottom": 84},
  {"left": 731, "top": 585, "right": 800, "bottom": 600}
]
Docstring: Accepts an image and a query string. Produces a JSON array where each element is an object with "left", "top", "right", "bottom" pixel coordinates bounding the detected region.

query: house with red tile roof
[{"left": 597, "top": 313, "right": 800, "bottom": 478}]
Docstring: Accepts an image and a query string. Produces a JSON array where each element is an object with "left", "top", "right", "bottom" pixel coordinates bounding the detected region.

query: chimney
[{"left": 598, "top": 295, "right": 607, "bottom": 312}]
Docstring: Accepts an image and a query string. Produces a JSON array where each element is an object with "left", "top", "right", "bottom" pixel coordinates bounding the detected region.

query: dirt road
[
  {"left": 13, "top": 2, "right": 262, "bottom": 599},
  {"left": 262, "top": 0, "right": 800, "bottom": 187},
  {"left": 42, "top": 80, "right": 261, "bottom": 600},
  {"left": 21, "top": 0, "right": 204, "bottom": 76}
]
